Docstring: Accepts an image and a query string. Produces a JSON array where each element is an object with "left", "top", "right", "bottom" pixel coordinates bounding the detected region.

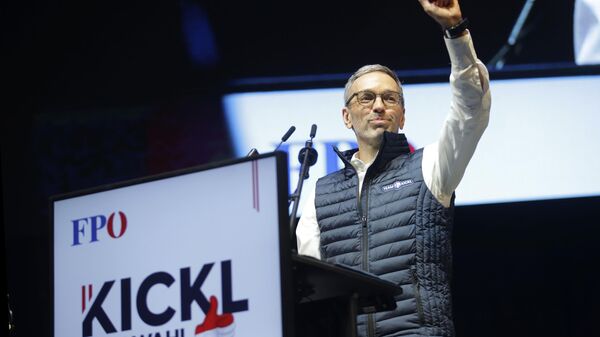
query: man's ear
[{"left": 342, "top": 107, "right": 353, "bottom": 129}]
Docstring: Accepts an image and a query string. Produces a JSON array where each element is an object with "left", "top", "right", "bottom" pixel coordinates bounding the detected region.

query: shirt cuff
[{"left": 444, "top": 30, "right": 478, "bottom": 69}]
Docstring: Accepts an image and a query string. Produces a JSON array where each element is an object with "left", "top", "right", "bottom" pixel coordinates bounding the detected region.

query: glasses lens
[
  {"left": 382, "top": 92, "right": 400, "bottom": 105},
  {"left": 357, "top": 91, "right": 376, "bottom": 105},
  {"left": 356, "top": 91, "right": 400, "bottom": 106}
]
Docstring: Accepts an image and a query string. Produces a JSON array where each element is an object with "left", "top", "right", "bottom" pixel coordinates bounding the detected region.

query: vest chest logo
[{"left": 382, "top": 179, "right": 414, "bottom": 192}]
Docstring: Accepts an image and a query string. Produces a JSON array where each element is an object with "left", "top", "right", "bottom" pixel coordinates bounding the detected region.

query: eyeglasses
[{"left": 345, "top": 90, "right": 403, "bottom": 107}]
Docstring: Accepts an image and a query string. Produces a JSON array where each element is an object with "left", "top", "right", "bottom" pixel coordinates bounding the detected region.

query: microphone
[
  {"left": 289, "top": 123, "right": 319, "bottom": 248},
  {"left": 274, "top": 126, "right": 296, "bottom": 152},
  {"left": 298, "top": 124, "right": 318, "bottom": 167},
  {"left": 309, "top": 124, "right": 317, "bottom": 138},
  {"left": 247, "top": 126, "right": 296, "bottom": 157}
]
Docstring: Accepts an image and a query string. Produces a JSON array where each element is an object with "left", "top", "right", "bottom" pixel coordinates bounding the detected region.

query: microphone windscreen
[
  {"left": 282, "top": 126, "right": 296, "bottom": 142},
  {"left": 310, "top": 124, "right": 317, "bottom": 138}
]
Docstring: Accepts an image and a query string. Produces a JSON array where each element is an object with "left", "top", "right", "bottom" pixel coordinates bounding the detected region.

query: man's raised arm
[{"left": 419, "top": 0, "right": 492, "bottom": 207}]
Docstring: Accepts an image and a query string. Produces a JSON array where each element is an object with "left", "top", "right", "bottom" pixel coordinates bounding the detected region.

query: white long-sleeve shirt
[{"left": 296, "top": 32, "right": 491, "bottom": 259}]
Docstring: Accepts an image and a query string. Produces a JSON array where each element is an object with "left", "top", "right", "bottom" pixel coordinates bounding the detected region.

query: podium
[
  {"left": 292, "top": 254, "right": 401, "bottom": 337},
  {"left": 51, "top": 151, "right": 400, "bottom": 337}
]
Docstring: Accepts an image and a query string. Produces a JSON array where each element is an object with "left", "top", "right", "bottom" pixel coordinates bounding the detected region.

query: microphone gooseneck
[
  {"left": 248, "top": 125, "right": 296, "bottom": 156},
  {"left": 289, "top": 124, "right": 319, "bottom": 250}
]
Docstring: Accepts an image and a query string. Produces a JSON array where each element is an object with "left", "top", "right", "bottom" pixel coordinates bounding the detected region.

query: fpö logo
[
  {"left": 81, "top": 260, "right": 247, "bottom": 337},
  {"left": 72, "top": 211, "right": 128, "bottom": 246}
]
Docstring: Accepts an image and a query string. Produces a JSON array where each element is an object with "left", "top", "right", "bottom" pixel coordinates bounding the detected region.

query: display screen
[{"left": 224, "top": 74, "right": 600, "bottom": 208}]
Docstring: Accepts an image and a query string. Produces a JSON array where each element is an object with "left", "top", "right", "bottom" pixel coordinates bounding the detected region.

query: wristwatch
[{"left": 443, "top": 18, "right": 469, "bottom": 39}]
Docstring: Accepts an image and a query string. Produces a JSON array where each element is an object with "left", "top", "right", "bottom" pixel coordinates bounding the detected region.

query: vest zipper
[
  {"left": 359, "top": 178, "right": 374, "bottom": 337},
  {"left": 359, "top": 177, "right": 371, "bottom": 272},
  {"left": 412, "top": 268, "right": 425, "bottom": 324}
]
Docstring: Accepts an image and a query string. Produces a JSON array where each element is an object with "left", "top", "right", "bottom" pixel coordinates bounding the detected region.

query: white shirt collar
[{"left": 350, "top": 151, "right": 377, "bottom": 174}]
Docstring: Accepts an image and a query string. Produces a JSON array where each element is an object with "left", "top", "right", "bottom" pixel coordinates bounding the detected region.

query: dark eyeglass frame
[{"left": 345, "top": 90, "right": 403, "bottom": 107}]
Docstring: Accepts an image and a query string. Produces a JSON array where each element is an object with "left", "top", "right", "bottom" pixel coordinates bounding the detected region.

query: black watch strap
[{"left": 443, "top": 18, "right": 469, "bottom": 39}]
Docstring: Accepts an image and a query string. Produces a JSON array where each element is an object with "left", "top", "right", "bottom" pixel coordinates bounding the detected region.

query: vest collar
[{"left": 334, "top": 132, "right": 411, "bottom": 173}]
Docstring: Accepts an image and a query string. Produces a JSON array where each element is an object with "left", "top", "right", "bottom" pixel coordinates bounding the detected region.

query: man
[{"left": 296, "top": 0, "right": 491, "bottom": 336}]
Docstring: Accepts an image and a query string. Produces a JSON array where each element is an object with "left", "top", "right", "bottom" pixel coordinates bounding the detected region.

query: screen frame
[{"left": 223, "top": 63, "right": 600, "bottom": 94}]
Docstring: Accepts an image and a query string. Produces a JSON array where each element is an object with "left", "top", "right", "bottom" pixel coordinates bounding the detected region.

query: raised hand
[{"left": 418, "top": 0, "right": 463, "bottom": 28}]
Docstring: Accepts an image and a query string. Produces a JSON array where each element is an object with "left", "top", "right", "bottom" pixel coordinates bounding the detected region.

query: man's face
[{"left": 342, "top": 71, "right": 405, "bottom": 147}]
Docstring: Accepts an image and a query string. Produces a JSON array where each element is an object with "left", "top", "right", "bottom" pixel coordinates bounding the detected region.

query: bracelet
[{"left": 443, "top": 18, "right": 469, "bottom": 39}]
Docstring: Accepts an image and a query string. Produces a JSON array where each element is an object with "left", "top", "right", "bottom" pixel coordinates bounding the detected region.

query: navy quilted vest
[{"left": 315, "top": 132, "right": 455, "bottom": 337}]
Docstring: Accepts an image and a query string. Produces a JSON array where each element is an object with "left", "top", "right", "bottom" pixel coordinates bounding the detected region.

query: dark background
[{"left": 3, "top": 0, "right": 599, "bottom": 336}]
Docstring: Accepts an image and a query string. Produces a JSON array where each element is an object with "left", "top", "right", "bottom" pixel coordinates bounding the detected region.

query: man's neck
[{"left": 356, "top": 141, "right": 380, "bottom": 165}]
